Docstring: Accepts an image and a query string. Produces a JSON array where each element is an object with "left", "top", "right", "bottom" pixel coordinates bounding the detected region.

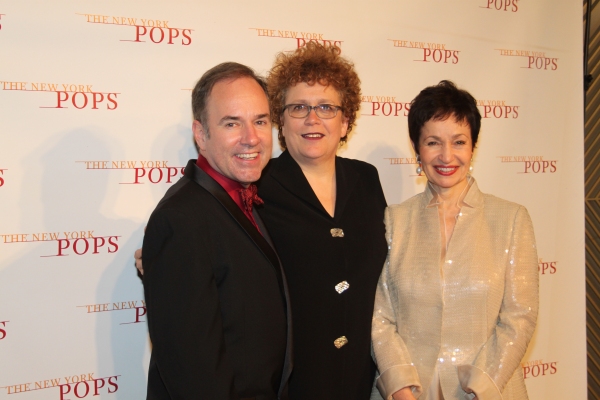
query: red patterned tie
[{"left": 238, "top": 184, "right": 264, "bottom": 213}]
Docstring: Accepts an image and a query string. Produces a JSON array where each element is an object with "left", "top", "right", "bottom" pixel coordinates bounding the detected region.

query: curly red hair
[{"left": 267, "top": 42, "right": 361, "bottom": 149}]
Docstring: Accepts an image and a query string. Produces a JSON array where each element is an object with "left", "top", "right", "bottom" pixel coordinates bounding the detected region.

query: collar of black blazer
[
  {"left": 183, "top": 160, "right": 282, "bottom": 275},
  {"left": 264, "top": 150, "right": 360, "bottom": 221}
]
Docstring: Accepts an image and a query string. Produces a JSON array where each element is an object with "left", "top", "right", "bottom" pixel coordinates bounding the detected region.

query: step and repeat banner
[{"left": 0, "top": 0, "right": 585, "bottom": 399}]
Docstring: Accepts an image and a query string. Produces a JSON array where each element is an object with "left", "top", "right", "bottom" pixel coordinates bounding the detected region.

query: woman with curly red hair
[{"left": 256, "top": 42, "right": 388, "bottom": 399}]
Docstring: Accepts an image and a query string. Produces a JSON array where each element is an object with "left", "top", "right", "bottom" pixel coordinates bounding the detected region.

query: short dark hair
[
  {"left": 267, "top": 42, "right": 361, "bottom": 149},
  {"left": 191, "top": 62, "right": 268, "bottom": 126},
  {"left": 408, "top": 80, "right": 481, "bottom": 155}
]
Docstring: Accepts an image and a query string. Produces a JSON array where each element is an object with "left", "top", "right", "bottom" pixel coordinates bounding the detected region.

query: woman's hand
[
  {"left": 134, "top": 248, "right": 144, "bottom": 275},
  {"left": 391, "top": 387, "right": 416, "bottom": 400}
]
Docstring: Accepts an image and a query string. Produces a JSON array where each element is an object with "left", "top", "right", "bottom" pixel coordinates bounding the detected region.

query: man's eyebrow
[
  {"left": 218, "top": 113, "right": 270, "bottom": 124},
  {"left": 219, "top": 113, "right": 271, "bottom": 124},
  {"left": 217, "top": 115, "right": 241, "bottom": 124}
]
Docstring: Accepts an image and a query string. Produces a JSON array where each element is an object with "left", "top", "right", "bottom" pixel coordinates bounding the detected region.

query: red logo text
[
  {"left": 250, "top": 28, "right": 342, "bottom": 50},
  {"left": 539, "top": 258, "right": 557, "bottom": 275},
  {"left": 129, "top": 25, "right": 191, "bottom": 45},
  {"left": 77, "top": 160, "right": 185, "bottom": 184},
  {"left": 0, "top": 81, "right": 119, "bottom": 110},
  {"left": 498, "top": 156, "right": 558, "bottom": 174},
  {"left": 477, "top": 100, "right": 519, "bottom": 119},
  {"left": 59, "top": 376, "right": 119, "bottom": 399},
  {"left": 0, "top": 321, "right": 8, "bottom": 340},
  {"left": 3, "top": 373, "right": 119, "bottom": 398},
  {"left": 50, "top": 235, "right": 119, "bottom": 257},
  {"left": 78, "top": 300, "right": 147, "bottom": 325},
  {"left": 522, "top": 359, "right": 557, "bottom": 379},
  {"left": 390, "top": 40, "right": 460, "bottom": 64},
  {"left": 49, "top": 91, "right": 118, "bottom": 110},
  {"left": 384, "top": 157, "right": 417, "bottom": 166},
  {"left": 0, "top": 231, "right": 120, "bottom": 257},
  {"left": 77, "top": 13, "right": 192, "bottom": 46},
  {"left": 497, "top": 49, "right": 558, "bottom": 70},
  {"left": 362, "top": 96, "right": 410, "bottom": 117},
  {"left": 481, "top": 0, "right": 518, "bottom": 12}
]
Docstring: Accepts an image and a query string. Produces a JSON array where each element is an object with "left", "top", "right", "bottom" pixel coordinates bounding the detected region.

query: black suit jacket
[
  {"left": 143, "top": 160, "right": 291, "bottom": 400},
  {"left": 257, "top": 151, "right": 388, "bottom": 400}
]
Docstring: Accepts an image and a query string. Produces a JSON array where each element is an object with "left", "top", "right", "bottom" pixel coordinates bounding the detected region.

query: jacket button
[
  {"left": 334, "top": 336, "right": 348, "bottom": 349},
  {"left": 330, "top": 228, "right": 344, "bottom": 237},
  {"left": 335, "top": 281, "right": 349, "bottom": 294}
]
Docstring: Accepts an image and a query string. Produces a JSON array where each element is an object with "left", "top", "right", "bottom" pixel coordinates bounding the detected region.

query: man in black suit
[{"left": 142, "top": 63, "right": 291, "bottom": 399}]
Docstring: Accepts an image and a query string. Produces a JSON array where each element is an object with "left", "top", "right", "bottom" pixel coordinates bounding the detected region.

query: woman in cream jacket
[{"left": 372, "top": 81, "right": 538, "bottom": 400}]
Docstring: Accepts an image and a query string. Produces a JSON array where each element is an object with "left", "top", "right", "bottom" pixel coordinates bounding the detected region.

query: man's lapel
[
  {"left": 254, "top": 207, "right": 293, "bottom": 399},
  {"left": 184, "top": 160, "right": 281, "bottom": 271},
  {"left": 186, "top": 159, "right": 293, "bottom": 397}
]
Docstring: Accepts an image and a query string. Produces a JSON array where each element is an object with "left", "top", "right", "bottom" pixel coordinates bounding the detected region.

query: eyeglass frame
[{"left": 282, "top": 103, "right": 343, "bottom": 119}]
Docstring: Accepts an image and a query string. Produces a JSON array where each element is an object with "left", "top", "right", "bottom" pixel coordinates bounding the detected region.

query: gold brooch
[
  {"left": 334, "top": 336, "right": 348, "bottom": 349},
  {"left": 330, "top": 228, "right": 344, "bottom": 237}
]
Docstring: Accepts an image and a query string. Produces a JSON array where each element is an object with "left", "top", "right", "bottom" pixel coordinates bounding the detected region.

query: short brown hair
[
  {"left": 267, "top": 42, "right": 361, "bottom": 149},
  {"left": 192, "top": 62, "right": 268, "bottom": 126}
]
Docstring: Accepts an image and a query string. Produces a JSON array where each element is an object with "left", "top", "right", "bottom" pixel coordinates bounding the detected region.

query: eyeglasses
[{"left": 283, "top": 104, "right": 343, "bottom": 119}]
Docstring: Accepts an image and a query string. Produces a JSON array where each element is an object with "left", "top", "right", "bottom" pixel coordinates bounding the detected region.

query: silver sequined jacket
[{"left": 372, "top": 179, "right": 539, "bottom": 400}]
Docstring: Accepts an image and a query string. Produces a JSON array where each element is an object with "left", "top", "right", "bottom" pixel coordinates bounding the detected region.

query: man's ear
[{"left": 192, "top": 120, "right": 208, "bottom": 152}]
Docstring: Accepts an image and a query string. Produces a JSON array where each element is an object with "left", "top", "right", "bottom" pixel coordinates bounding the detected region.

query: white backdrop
[{"left": 0, "top": 0, "right": 585, "bottom": 398}]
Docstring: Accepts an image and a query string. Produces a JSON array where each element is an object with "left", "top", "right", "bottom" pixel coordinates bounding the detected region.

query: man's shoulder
[
  {"left": 146, "top": 175, "right": 235, "bottom": 241},
  {"left": 153, "top": 175, "right": 213, "bottom": 213}
]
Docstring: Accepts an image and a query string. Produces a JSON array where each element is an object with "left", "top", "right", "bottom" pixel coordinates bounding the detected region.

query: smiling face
[
  {"left": 193, "top": 77, "right": 272, "bottom": 187},
  {"left": 417, "top": 116, "right": 473, "bottom": 196},
  {"left": 281, "top": 82, "right": 348, "bottom": 167}
]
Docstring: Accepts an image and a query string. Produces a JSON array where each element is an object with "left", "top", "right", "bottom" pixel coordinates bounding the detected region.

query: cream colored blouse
[{"left": 372, "top": 179, "right": 538, "bottom": 400}]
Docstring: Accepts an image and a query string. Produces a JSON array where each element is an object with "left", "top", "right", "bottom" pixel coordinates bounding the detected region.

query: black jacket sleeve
[{"left": 143, "top": 206, "right": 237, "bottom": 399}]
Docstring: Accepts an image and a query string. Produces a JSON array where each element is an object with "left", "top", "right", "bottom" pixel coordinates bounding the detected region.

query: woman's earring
[
  {"left": 416, "top": 156, "right": 422, "bottom": 175},
  {"left": 469, "top": 158, "right": 473, "bottom": 173}
]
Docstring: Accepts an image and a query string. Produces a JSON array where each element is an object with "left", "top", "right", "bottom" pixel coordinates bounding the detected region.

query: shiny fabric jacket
[{"left": 372, "top": 179, "right": 538, "bottom": 400}]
